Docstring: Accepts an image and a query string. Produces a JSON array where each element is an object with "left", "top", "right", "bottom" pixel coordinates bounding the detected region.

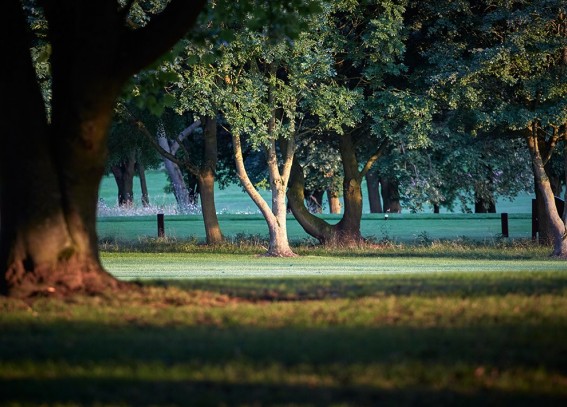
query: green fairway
[
  {"left": 98, "top": 170, "right": 535, "bottom": 215},
  {"left": 101, "top": 252, "right": 565, "bottom": 280}
]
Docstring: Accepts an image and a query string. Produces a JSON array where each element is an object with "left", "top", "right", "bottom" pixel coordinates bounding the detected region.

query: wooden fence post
[
  {"left": 157, "top": 213, "right": 165, "bottom": 237},
  {"left": 501, "top": 213, "right": 509, "bottom": 238}
]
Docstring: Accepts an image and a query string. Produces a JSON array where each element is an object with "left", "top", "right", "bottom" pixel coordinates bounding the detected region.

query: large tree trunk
[
  {"left": 365, "top": 171, "right": 382, "bottom": 213},
  {"left": 527, "top": 126, "right": 567, "bottom": 258},
  {"left": 1, "top": 0, "right": 205, "bottom": 297},
  {"left": 563, "top": 127, "right": 567, "bottom": 224},
  {"left": 0, "top": 1, "right": 119, "bottom": 297},
  {"left": 197, "top": 117, "right": 223, "bottom": 245}
]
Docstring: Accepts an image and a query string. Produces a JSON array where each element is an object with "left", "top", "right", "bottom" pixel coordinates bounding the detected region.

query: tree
[
  {"left": 133, "top": 111, "right": 225, "bottom": 244},
  {"left": 174, "top": 2, "right": 355, "bottom": 256},
  {"left": 397, "top": 125, "right": 533, "bottom": 214},
  {"left": 287, "top": 0, "right": 431, "bottom": 244},
  {"left": 0, "top": 0, "right": 206, "bottom": 297},
  {"left": 106, "top": 106, "right": 163, "bottom": 207},
  {"left": 412, "top": 0, "right": 567, "bottom": 256}
]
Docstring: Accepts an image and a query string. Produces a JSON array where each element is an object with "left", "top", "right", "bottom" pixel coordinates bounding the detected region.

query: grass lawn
[
  {"left": 0, "top": 173, "right": 560, "bottom": 405},
  {"left": 1, "top": 249, "right": 566, "bottom": 406}
]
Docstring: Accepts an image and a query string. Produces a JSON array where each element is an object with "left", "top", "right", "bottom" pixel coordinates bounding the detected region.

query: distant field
[
  {"left": 97, "top": 170, "right": 535, "bottom": 243},
  {"left": 98, "top": 170, "right": 535, "bottom": 215},
  {"left": 98, "top": 170, "right": 270, "bottom": 215}
]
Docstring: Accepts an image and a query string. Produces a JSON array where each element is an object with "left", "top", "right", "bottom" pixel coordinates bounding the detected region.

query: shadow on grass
[
  {"left": 2, "top": 377, "right": 565, "bottom": 406},
  {"left": 1, "top": 322, "right": 566, "bottom": 405},
  {"left": 161, "top": 273, "right": 567, "bottom": 301}
]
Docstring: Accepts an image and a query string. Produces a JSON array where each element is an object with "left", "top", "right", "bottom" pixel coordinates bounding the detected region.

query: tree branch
[
  {"left": 124, "top": 110, "right": 200, "bottom": 175},
  {"left": 359, "top": 140, "right": 388, "bottom": 178},
  {"left": 117, "top": 0, "right": 206, "bottom": 78},
  {"left": 170, "top": 120, "right": 202, "bottom": 155}
]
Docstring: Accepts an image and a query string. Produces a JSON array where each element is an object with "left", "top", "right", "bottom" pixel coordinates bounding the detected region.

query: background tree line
[{"left": 107, "top": 0, "right": 566, "bottom": 254}]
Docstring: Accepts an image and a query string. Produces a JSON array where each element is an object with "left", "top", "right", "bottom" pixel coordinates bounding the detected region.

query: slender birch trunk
[{"left": 157, "top": 123, "right": 192, "bottom": 213}]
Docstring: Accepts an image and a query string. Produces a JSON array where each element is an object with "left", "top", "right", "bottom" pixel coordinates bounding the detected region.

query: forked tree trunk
[
  {"left": 527, "top": 126, "right": 567, "bottom": 258},
  {"left": 233, "top": 133, "right": 296, "bottom": 257},
  {"left": 143, "top": 117, "right": 223, "bottom": 244},
  {"left": 288, "top": 134, "right": 386, "bottom": 246}
]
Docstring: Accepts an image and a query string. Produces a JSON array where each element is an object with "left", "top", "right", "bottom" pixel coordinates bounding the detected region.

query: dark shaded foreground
[
  {"left": 1, "top": 378, "right": 565, "bottom": 406},
  {"left": 1, "top": 322, "right": 566, "bottom": 406}
]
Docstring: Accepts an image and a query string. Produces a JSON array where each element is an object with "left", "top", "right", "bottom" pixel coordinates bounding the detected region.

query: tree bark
[
  {"left": 334, "top": 132, "right": 364, "bottom": 243},
  {"left": 365, "top": 171, "right": 382, "bottom": 213},
  {"left": 157, "top": 123, "right": 193, "bottom": 213},
  {"left": 327, "top": 189, "right": 342, "bottom": 214},
  {"left": 381, "top": 178, "right": 402, "bottom": 213},
  {"left": 197, "top": 117, "right": 223, "bottom": 245},
  {"left": 1, "top": 0, "right": 205, "bottom": 297},
  {"left": 111, "top": 151, "right": 137, "bottom": 207},
  {"left": 288, "top": 134, "right": 386, "bottom": 246},
  {"left": 136, "top": 157, "right": 150, "bottom": 207},
  {"left": 288, "top": 158, "right": 336, "bottom": 243},
  {"left": 563, "top": 126, "right": 567, "bottom": 224},
  {"left": 233, "top": 133, "right": 296, "bottom": 257},
  {"left": 527, "top": 126, "right": 567, "bottom": 257}
]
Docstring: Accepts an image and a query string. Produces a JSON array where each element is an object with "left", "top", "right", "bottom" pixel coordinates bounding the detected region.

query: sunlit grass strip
[
  {"left": 2, "top": 292, "right": 566, "bottom": 327},
  {"left": 100, "top": 252, "right": 567, "bottom": 281},
  {"left": 1, "top": 361, "right": 565, "bottom": 395}
]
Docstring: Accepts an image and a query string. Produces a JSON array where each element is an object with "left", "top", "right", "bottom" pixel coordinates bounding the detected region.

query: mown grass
[{"left": 1, "top": 255, "right": 567, "bottom": 406}]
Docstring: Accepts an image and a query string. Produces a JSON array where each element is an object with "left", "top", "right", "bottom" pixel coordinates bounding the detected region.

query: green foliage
[{"left": 417, "top": 0, "right": 567, "bottom": 132}]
